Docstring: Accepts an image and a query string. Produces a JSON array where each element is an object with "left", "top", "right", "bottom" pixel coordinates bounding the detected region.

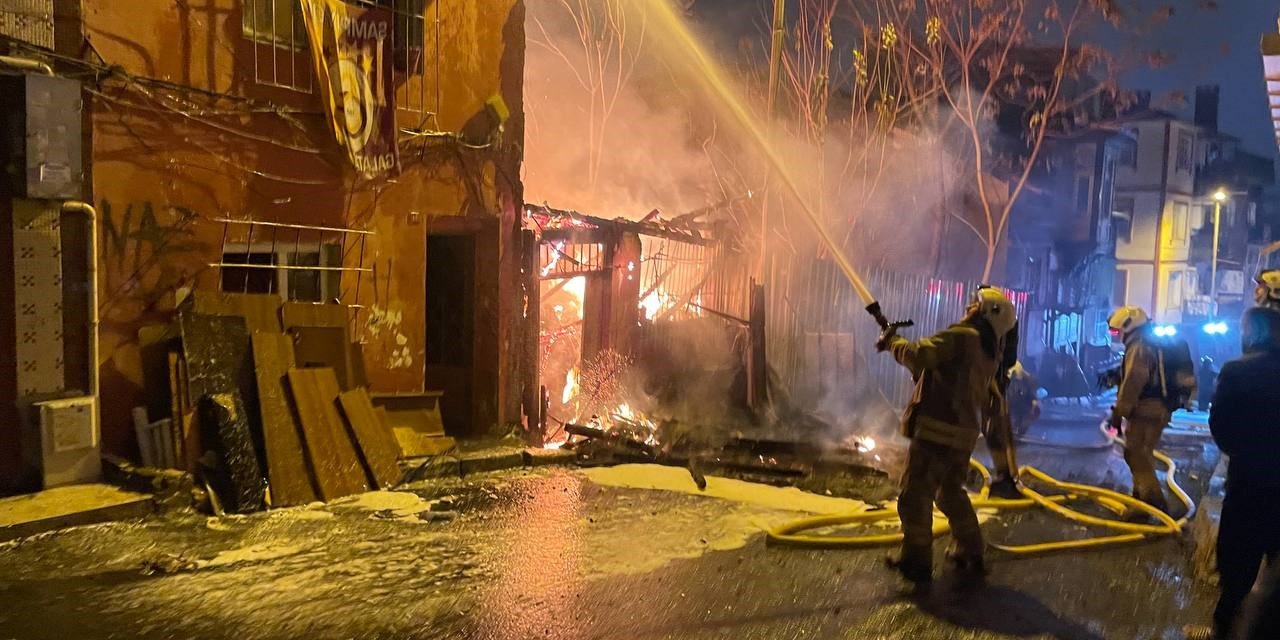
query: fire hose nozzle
[
  {"left": 865, "top": 301, "right": 914, "bottom": 331},
  {"left": 866, "top": 301, "right": 914, "bottom": 352}
]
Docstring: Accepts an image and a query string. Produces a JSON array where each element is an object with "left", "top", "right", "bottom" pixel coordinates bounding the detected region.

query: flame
[
  {"left": 641, "top": 291, "right": 662, "bottom": 320},
  {"left": 564, "top": 276, "right": 586, "bottom": 319},
  {"left": 540, "top": 242, "right": 566, "bottom": 277},
  {"left": 562, "top": 367, "right": 579, "bottom": 404},
  {"left": 852, "top": 436, "right": 876, "bottom": 452}
]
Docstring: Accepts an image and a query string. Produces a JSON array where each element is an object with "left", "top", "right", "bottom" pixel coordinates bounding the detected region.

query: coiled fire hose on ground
[{"left": 765, "top": 435, "right": 1193, "bottom": 555}]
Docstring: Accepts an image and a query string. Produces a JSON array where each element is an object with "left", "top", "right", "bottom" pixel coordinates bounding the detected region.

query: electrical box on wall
[
  {"left": 0, "top": 73, "right": 83, "bottom": 200},
  {"left": 33, "top": 396, "right": 100, "bottom": 487}
]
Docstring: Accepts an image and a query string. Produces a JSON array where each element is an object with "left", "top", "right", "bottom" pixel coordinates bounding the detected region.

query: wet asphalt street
[{"left": 0, "top": 410, "right": 1220, "bottom": 640}]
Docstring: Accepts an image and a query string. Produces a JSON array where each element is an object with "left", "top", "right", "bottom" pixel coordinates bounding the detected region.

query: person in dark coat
[
  {"left": 1197, "top": 356, "right": 1217, "bottom": 413},
  {"left": 1198, "top": 307, "right": 1280, "bottom": 639}
]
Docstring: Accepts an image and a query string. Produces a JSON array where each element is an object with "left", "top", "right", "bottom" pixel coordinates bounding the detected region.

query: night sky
[
  {"left": 1103, "top": 0, "right": 1279, "bottom": 158},
  {"left": 688, "top": 0, "right": 1280, "bottom": 159}
]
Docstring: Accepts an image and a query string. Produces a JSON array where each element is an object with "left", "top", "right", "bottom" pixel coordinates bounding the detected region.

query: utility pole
[
  {"left": 1211, "top": 191, "right": 1223, "bottom": 317},
  {"left": 757, "top": 0, "right": 785, "bottom": 280}
]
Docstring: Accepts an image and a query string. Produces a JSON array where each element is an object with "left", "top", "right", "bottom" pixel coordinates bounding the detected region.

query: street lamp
[{"left": 1211, "top": 188, "right": 1226, "bottom": 318}]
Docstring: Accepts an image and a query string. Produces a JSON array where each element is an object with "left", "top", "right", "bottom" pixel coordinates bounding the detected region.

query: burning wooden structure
[{"left": 523, "top": 202, "right": 754, "bottom": 446}]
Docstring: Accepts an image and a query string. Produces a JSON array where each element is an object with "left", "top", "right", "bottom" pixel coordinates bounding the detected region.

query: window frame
[
  {"left": 241, "top": 0, "right": 309, "bottom": 50},
  {"left": 1113, "top": 196, "right": 1135, "bottom": 245},
  {"left": 1166, "top": 270, "right": 1184, "bottom": 311},
  {"left": 1172, "top": 201, "right": 1189, "bottom": 243},
  {"left": 1113, "top": 269, "right": 1129, "bottom": 306},
  {"left": 219, "top": 241, "right": 343, "bottom": 303},
  {"left": 1176, "top": 132, "right": 1193, "bottom": 174}
]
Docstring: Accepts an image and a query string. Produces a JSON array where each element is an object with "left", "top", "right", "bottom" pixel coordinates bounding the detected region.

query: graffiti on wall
[
  {"left": 99, "top": 199, "right": 207, "bottom": 314},
  {"left": 364, "top": 304, "right": 414, "bottom": 370}
]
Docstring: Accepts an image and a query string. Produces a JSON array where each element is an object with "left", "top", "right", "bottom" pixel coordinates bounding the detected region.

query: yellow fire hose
[{"left": 766, "top": 439, "right": 1193, "bottom": 555}]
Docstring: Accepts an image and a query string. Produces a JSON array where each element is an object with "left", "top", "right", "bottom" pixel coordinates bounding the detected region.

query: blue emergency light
[{"left": 1202, "top": 321, "right": 1229, "bottom": 335}]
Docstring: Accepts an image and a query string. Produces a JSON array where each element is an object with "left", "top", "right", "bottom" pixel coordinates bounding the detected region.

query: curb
[
  {"left": 0, "top": 486, "right": 155, "bottom": 542},
  {"left": 399, "top": 446, "right": 577, "bottom": 482}
]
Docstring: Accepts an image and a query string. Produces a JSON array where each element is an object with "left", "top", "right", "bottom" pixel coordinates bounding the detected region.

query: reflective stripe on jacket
[{"left": 888, "top": 322, "right": 999, "bottom": 452}]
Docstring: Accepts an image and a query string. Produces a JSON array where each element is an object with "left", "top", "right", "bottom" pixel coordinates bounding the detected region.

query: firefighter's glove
[
  {"left": 875, "top": 327, "right": 898, "bottom": 352},
  {"left": 1107, "top": 409, "right": 1124, "bottom": 436}
]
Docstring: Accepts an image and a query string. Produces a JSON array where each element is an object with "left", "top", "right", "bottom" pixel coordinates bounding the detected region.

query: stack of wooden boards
[{"left": 136, "top": 292, "right": 455, "bottom": 513}]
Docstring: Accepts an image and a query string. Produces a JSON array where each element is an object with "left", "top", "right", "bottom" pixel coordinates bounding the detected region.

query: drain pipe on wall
[
  {"left": 0, "top": 55, "right": 53, "bottom": 76},
  {"left": 61, "top": 201, "right": 99, "bottom": 408}
]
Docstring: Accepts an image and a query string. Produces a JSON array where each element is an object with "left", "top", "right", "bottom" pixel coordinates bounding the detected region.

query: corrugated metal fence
[{"left": 768, "top": 260, "right": 1031, "bottom": 408}]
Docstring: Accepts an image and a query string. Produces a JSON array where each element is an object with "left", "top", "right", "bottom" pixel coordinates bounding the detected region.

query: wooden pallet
[{"left": 287, "top": 368, "right": 369, "bottom": 500}]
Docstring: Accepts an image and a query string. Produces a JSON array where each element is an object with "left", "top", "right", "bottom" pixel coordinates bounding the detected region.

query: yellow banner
[{"left": 300, "top": 0, "right": 400, "bottom": 178}]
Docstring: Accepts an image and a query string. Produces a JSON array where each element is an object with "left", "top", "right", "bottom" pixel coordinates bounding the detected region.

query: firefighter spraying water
[
  {"left": 878, "top": 286, "right": 1016, "bottom": 582},
  {"left": 632, "top": 0, "right": 1195, "bottom": 580}
]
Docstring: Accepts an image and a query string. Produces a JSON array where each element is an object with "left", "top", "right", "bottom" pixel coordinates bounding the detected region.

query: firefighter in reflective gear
[
  {"left": 985, "top": 324, "right": 1021, "bottom": 499},
  {"left": 1107, "top": 306, "right": 1171, "bottom": 514},
  {"left": 878, "top": 286, "right": 1015, "bottom": 582},
  {"left": 1254, "top": 269, "right": 1280, "bottom": 312},
  {"left": 1006, "top": 362, "right": 1041, "bottom": 436}
]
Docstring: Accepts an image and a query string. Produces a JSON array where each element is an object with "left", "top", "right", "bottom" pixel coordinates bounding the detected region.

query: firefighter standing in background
[
  {"left": 1196, "top": 356, "right": 1217, "bottom": 413},
  {"left": 985, "top": 324, "right": 1021, "bottom": 499},
  {"left": 878, "top": 286, "right": 1016, "bottom": 583},
  {"left": 1006, "top": 362, "right": 1041, "bottom": 436},
  {"left": 1106, "top": 306, "right": 1183, "bottom": 514},
  {"left": 1255, "top": 269, "right": 1280, "bottom": 311}
]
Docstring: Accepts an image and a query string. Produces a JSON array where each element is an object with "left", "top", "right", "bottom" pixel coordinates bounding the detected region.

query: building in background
[
  {"left": 1188, "top": 130, "right": 1275, "bottom": 323},
  {"left": 1006, "top": 128, "right": 1129, "bottom": 378},
  {"left": 1111, "top": 96, "right": 1205, "bottom": 325}
]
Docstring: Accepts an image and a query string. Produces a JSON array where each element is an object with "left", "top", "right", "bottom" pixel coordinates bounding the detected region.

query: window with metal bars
[
  {"left": 219, "top": 243, "right": 343, "bottom": 302},
  {"left": 241, "top": 0, "right": 308, "bottom": 49},
  {"left": 241, "top": 0, "right": 432, "bottom": 112}
]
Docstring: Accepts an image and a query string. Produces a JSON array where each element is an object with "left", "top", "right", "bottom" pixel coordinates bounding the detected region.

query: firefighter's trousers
[
  {"left": 896, "top": 438, "right": 983, "bottom": 569},
  {"left": 1123, "top": 400, "right": 1172, "bottom": 513}
]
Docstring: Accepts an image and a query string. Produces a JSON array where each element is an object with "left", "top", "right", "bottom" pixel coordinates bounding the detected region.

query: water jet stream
[{"left": 632, "top": 0, "right": 876, "bottom": 306}]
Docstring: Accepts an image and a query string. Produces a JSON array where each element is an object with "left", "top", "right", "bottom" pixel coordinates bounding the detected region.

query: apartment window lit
[
  {"left": 1113, "top": 197, "right": 1134, "bottom": 244},
  {"left": 1172, "top": 202, "right": 1189, "bottom": 243}
]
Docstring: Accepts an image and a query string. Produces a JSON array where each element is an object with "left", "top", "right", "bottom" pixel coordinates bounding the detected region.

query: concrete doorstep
[{"left": 0, "top": 484, "right": 154, "bottom": 542}]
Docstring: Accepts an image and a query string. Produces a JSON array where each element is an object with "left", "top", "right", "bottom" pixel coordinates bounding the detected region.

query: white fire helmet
[
  {"left": 971, "top": 286, "right": 1017, "bottom": 337},
  {"left": 1255, "top": 269, "right": 1280, "bottom": 310},
  {"left": 1107, "top": 306, "right": 1150, "bottom": 337}
]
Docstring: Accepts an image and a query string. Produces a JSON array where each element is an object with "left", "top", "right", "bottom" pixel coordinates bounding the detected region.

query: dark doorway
[{"left": 425, "top": 234, "right": 475, "bottom": 436}]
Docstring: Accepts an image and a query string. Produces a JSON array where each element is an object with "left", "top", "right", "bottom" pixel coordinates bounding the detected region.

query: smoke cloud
[{"left": 523, "top": 0, "right": 993, "bottom": 447}]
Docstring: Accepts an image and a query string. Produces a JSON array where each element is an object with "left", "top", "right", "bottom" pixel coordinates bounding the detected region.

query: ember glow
[
  {"left": 641, "top": 290, "right": 664, "bottom": 320},
  {"left": 564, "top": 277, "right": 586, "bottom": 318},
  {"left": 850, "top": 436, "right": 877, "bottom": 453},
  {"left": 562, "top": 367, "right": 579, "bottom": 404},
  {"left": 540, "top": 241, "right": 566, "bottom": 277}
]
